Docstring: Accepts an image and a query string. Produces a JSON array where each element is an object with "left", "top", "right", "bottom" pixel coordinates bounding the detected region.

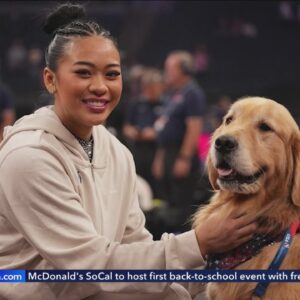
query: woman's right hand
[{"left": 194, "top": 209, "right": 257, "bottom": 257}]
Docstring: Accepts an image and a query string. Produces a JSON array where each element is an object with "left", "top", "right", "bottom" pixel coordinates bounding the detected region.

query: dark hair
[
  {"left": 168, "top": 50, "right": 195, "bottom": 76},
  {"left": 43, "top": 3, "right": 117, "bottom": 71}
]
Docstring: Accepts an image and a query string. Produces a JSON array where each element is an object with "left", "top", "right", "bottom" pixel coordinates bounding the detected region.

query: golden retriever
[{"left": 193, "top": 97, "right": 300, "bottom": 300}]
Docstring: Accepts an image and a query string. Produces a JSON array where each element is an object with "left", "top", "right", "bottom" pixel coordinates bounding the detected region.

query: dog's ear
[
  {"left": 291, "top": 134, "right": 300, "bottom": 206},
  {"left": 207, "top": 154, "right": 219, "bottom": 190}
]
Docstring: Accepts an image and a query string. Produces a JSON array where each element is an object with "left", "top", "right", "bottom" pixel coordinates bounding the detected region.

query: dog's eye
[
  {"left": 225, "top": 116, "right": 233, "bottom": 125},
  {"left": 259, "top": 122, "right": 273, "bottom": 132}
]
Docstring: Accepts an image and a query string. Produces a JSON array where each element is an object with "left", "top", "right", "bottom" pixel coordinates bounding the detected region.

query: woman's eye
[
  {"left": 106, "top": 71, "right": 121, "bottom": 79},
  {"left": 75, "top": 69, "right": 91, "bottom": 77}
]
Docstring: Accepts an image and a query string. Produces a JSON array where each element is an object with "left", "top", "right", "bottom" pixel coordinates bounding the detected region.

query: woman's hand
[{"left": 195, "top": 209, "right": 257, "bottom": 257}]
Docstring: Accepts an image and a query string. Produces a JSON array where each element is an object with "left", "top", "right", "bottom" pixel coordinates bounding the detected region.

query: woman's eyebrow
[
  {"left": 74, "top": 61, "right": 120, "bottom": 68},
  {"left": 74, "top": 61, "right": 95, "bottom": 67}
]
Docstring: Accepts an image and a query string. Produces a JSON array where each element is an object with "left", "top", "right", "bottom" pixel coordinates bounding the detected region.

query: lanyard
[{"left": 253, "top": 220, "right": 300, "bottom": 298}]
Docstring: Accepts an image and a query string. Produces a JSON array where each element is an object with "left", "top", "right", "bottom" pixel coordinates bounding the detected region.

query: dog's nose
[{"left": 215, "top": 135, "right": 238, "bottom": 153}]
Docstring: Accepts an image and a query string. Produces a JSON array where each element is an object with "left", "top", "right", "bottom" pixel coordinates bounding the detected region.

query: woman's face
[{"left": 45, "top": 35, "right": 122, "bottom": 139}]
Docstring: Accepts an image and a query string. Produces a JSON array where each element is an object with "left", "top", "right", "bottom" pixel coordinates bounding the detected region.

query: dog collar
[
  {"left": 205, "top": 232, "right": 285, "bottom": 270},
  {"left": 206, "top": 220, "right": 300, "bottom": 271},
  {"left": 253, "top": 220, "right": 300, "bottom": 298}
]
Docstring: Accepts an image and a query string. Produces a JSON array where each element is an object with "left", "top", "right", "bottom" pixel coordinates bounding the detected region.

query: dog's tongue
[{"left": 217, "top": 168, "right": 233, "bottom": 176}]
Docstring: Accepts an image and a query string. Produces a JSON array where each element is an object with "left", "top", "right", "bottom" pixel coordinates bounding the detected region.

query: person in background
[
  {"left": 127, "top": 64, "right": 145, "bottom": 99},
  {"left": 152, "top": 50, "right": 206, "bottom": 233},
  {"left": 6, "top": 39, "right": 27, "bottom": 75},
  {"left": 0, "top": 81, "right": 15, "bottom": 141},
  {"left": 123, "top": 67, "right": 164, "bottom": 197},
  {"left": 0, "top": 4, "right": 256, "bottom": 300}
]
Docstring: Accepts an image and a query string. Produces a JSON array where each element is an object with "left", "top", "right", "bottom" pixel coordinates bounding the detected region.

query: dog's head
[{"left": 208, "top": 97, "right": 300, "bottom": 206}]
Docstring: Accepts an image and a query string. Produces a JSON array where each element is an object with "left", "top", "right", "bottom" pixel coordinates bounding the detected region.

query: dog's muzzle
[{"left": 215, "top": 135, "right": 238, "bottom": 154}]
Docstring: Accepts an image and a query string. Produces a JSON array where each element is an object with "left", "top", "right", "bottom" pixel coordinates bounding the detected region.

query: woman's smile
[{"left": 82, "top": 97, "right": 110, "bottom": 113}]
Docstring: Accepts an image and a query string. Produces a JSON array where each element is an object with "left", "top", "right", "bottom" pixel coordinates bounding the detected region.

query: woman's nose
[{"left": 89, "top": 75, "right": 108, "bottom": 95}]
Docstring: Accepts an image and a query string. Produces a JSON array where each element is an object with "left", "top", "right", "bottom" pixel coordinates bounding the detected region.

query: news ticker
[{"left": 1, "top": 270, "right": 300, "bottom": 283}]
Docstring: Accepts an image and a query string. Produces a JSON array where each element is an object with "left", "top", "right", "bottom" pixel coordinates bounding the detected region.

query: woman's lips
[{"left": 82, "top": 99, "right": 109, "bottom": 113}]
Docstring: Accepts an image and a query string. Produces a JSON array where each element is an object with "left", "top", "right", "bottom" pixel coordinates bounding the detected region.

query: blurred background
[
  {"left": 1, "top": 0, "right": 300, "bottom": 237},
  {"left": 1, "top": 1, "right": 300, "bottom": 119}
]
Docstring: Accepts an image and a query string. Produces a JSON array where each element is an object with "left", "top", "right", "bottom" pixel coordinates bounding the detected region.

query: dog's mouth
[{"left": 216, "top": 162, "right": 265, "bottom": 185}]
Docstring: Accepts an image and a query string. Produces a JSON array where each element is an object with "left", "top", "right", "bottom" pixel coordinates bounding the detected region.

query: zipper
[
  {"left": 91, "top": 163, "right": 95, "bottom": 181},
  {"left": 90, "top": 162, "right": 103, "bottom": 232}
]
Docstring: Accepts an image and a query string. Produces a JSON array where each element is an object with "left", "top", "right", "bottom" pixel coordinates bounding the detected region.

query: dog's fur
[{"left": 193, "top": 97, "right": 300, "bottom": 300}]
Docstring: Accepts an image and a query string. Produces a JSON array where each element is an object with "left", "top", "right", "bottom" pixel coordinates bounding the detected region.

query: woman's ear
[
  {"left": 43, "top": 67, "right": 56, "bottom": 94},
  {"left": 291, "top": 134, "right": 300, "bottom": 206},
  {"left": 207, "top": 153, "right": 219, "bottom": 190}
]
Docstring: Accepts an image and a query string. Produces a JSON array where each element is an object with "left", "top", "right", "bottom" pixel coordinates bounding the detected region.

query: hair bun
[{"left": 43, "top": 3, "right": 86, "bottom": 35}]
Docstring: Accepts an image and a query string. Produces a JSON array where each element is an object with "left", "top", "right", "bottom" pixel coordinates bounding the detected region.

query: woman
[{"left": 0, "top": 4, "right": 256, "bottom": 300}]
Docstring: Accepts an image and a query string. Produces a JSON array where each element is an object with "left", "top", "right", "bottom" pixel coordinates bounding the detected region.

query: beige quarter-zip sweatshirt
[{"left": 0, "top": 106, "right": 205, "bottom": 300}]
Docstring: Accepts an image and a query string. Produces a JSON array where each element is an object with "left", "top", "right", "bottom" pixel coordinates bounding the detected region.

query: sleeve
[
  {"left": 184, "top": 88, "right": 206, "bottom": 118},
  {"left": 0, "top": 147, "right": 205, "bottom": 295},
  {"left": 121, "top": 180, "right": 154, "bottom": 244},
  {"left": 120, "top": 149, "right": 154, "bottom": 244}
]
